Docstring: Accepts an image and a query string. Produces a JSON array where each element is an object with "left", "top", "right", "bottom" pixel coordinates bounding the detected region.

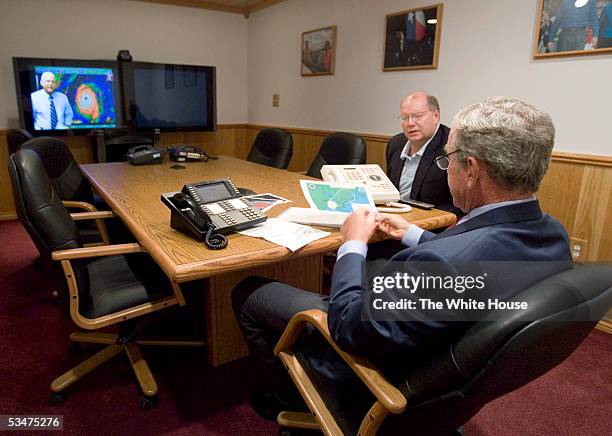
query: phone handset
[{"left": 170, "top": 193, "right": 228, "bottom": 250}]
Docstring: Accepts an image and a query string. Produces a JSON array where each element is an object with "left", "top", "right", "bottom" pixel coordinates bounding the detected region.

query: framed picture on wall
[
  {"left": 301, "top": 26, "right": 337, "bottom": 76},
  {"left": 534, "top": 0, "right": 612, "bottom": 58},
  {"left": 383, "top": 4, "right": 443, "bottom": 71}
]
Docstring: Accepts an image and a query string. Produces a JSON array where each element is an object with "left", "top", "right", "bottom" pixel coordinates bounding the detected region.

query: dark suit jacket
[
  {"left": 327, "top": 200, "right": 572, "bottom": 367},
  {"left": 386, "top": 124, "right": 455, "bottom": 212}
]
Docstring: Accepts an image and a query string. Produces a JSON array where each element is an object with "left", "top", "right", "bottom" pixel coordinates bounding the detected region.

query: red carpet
[{"left": 0, "top": 220, "right": 610, "bottom": 435}]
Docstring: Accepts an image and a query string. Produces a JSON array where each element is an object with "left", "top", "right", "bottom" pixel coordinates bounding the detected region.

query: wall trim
[
  {"left": 0, "top": 213, "right": 17, "bottom": 221},
  {"left": 2, "top": 125, "right": 610, "bottom": 167},
  {"left": 0, "top": 123, "right": 248, "bottom": 136},
  {"left": 551, "top": 152, "right": 612, "bottom": 168}
]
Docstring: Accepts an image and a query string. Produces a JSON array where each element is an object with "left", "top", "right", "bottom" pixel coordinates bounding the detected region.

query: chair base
[
  {"left": 278, "top": 411, "right": 320, "bottom": 430},
  {"left": 50, "top": 331, "right": 205, "bottom": 408}
]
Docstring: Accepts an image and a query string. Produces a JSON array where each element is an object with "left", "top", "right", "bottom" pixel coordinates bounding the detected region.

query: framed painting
[
  {"left": 383, "top": 4, "right": 443, "bottom": 71},
  {"left": 301, "top": 26, "right": 337, "bottom": 76},
  {"left": 534, "top": 0, "right": 612, "bottom": 58}
]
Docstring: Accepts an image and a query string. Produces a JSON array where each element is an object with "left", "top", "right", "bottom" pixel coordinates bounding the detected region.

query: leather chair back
[
  {"left": 7, "top": 129, "right": 33, "bottom": 154},
  {"left": 19, "top": 137, "right": 93, "bottom": 203},
  {"left": 306, "top": 132, "right": 366, "bottom": 179},
  {"left": 378, "top": 264, "right": 612, "bottom": 435},
  {"left": 8, "top": 149, "right": 80, "bottom": 261},
  {"left": 247, "top": 128, "right": 293, "bottom": 169}
]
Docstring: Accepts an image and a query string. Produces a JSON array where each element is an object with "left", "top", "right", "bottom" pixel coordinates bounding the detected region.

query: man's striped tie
[{"left": 49, "top": 94, "right": 58, "bottom": 129}]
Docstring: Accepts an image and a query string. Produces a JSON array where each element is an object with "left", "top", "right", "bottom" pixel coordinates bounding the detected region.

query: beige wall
[
  {"left": 0, "top": 0, "right": 248, "bottom": 127},
  {"left": 247, "top": 0, "right": 612, "bottom": 157}
]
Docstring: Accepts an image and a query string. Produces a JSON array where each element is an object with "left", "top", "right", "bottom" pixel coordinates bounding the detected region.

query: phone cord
[{"left": 204, "top": 223, "right": 228, "bottom": 250}]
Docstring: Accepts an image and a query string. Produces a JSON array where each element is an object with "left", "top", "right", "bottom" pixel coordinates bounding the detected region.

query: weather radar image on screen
[{"left": 31, "top": 65, "right": 117, "bottom": 130}]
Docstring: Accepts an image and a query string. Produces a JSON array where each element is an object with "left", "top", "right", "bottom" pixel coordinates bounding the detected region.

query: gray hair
[
  {"left": 451, "top": 97, "right": 554, "bottom": 194},
  {"left": 426, "top": 94, "right": 440, "bottom": 112},
  {"left": 400, "top": 92, "right": 440, "bottom": 113}
]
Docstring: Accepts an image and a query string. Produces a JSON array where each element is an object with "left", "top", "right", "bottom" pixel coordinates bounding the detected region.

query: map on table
[{"left": 300, "top": 180, "right": 375, "bottom": 213}]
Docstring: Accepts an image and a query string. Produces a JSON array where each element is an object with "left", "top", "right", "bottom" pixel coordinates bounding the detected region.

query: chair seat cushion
[{"left": 82, "top": 254, "right": 173, "bottom": 319}]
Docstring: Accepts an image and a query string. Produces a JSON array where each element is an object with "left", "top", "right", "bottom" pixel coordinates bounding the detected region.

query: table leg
[{"left": 204, "top": 254, "right": 323, "bottom": 367}]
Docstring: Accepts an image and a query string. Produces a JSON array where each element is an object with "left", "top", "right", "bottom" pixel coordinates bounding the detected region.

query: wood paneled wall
[{"left": 2, "top": 125, "right": 611, "bottom": 262}]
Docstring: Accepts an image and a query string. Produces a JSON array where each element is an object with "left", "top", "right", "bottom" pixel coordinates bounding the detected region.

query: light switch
[{"left": 273, "top": 94, "right": 280, "bottom": 107}]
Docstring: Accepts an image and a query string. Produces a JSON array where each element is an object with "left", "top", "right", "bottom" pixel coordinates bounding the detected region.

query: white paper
[
  {"left": 238, "top": 218, "right": 330, "bottom": 251},
  {"left": 277, "top": 207, "right": 347, "bottom": 228}
]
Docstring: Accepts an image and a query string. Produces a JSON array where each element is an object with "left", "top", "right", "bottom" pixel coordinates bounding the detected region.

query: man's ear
[
  {"left": 432, "top": 110, "right": 440, "bottom": 123},
  {"left": 466, "top": 156, "right": 480, "bottom": 188}
]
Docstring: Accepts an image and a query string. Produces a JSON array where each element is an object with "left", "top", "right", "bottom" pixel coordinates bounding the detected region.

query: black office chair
[
  {"left": 274, "top": 265, "right": 612, "bottom": 435},
  {"left": 8, "top": 149, "right": 202, "bottom": 410},
  {"left": 247, "top": 128, "right": 293, "bottom": 169},
  {"left": 306, "top": 132, "right": 367, "bottom": 179},
  {"left": 18, "top": 137, "right": 110, "bottom": 245},
  {"left": 7, "top": 128, "right": 33, "bottom": 154}
]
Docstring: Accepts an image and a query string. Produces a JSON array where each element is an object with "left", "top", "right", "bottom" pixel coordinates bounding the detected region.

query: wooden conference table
[{"left": 81, "top": 156, "right": 456, "bottom": 366}]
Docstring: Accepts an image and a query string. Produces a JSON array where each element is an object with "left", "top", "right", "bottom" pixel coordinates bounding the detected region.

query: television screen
[
  {"left": 122, "top": 62, "right": 216, "bottom": 132},
  {"left": 13, "top": 57, "right": 121, "bottom": 134}
]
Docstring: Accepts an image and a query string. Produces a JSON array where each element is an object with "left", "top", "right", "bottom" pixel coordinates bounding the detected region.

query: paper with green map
[{"left": 299, "top": 180, "right": 375, "bottom": 213}]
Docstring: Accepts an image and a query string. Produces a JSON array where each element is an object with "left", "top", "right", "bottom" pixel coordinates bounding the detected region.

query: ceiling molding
[{"left": 131, "top": 0, "right": 286, "bottom": 15}]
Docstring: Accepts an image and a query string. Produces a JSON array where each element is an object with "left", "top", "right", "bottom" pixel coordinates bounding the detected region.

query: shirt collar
[{"left": 400, "top": 123, "right": 441, "bottom": 161}]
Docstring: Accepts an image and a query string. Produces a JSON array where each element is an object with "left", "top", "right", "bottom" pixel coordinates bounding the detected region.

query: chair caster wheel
[
  {"left": 139, "top": 395, "right": 158, "bottom": 411},
  {"left": 49, "top": 392, "right": 66, "bottom": 406},
  {"left": 68, "top": 342, "right": 82, "bottom": 355}
]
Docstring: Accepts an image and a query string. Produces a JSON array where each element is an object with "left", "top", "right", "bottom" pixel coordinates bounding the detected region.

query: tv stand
[{"left": 95, "top": 129, "right": 159, "bottom": 162}]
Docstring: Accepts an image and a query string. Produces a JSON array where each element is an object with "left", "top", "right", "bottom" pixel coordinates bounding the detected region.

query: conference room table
[{"left": 80, "top": 155, "right": 456, "bottom": 366}]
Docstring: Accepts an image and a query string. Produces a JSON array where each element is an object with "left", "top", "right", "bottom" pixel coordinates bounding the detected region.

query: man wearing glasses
[
  {"left": 232, "top": 97, "right": 571, "bottom": 422},
  {"left": 386, "top": 91, "right": 455, "bottom": 212}
]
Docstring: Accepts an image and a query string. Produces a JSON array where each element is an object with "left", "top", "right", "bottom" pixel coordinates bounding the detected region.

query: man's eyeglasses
[
  {"left": 434, "top": 149, "right": 462, "bottom": 171},
  {"left": 397, "top": 111, "right": 431, "bottom": 122}
]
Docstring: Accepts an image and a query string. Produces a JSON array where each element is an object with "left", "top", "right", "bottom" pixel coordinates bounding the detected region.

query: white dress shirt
[
  {"left": 398, "top": 123, "right": 440, "bottom": 201},
  {"left": 31, "top": 89, "right": 73, "bottom": 130}
]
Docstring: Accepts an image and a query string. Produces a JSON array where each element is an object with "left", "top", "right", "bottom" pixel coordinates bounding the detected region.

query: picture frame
[
  {"left": 534, "top": 0, "right": 612, "bottom": 58},
  {"left": 301, "top": 25, "right": 337, "bottom": 76},
  {"left": 383, "top": 4, "right": 443, "bottom": 71}
]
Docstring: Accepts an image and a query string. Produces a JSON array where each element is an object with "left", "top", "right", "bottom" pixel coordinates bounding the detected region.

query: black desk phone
[{"left": 161, "top": 178, "right": 266, "bottom": 249}]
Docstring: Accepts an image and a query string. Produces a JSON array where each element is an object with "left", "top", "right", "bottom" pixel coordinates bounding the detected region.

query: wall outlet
[
  {"left": 570, "top": 237, "right": 589, "bottom": 261},
  {"left": 272, "top": 94, "right": 280, "bottom": 107}
]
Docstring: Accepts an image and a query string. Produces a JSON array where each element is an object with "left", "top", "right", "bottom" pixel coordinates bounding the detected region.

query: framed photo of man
[
  {"left": 383, "top": 4, "right": 443, "bottom": 71},
  {"left": 534, "top": 0, "right": 612, "bottom": 58},
  {"left": 301, "top": 26, "right": 337, "bottom": 76}
]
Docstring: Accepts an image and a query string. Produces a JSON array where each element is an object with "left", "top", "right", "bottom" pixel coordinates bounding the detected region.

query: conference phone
[
  {"left": 320, "top": 164, "right": 400, "bottom": 204},
  {"left": 168, "top": 145, "right": 212, "bottom": 162},
  {"left": 161, "top": 178, "right": 267, "bottom": 249}
]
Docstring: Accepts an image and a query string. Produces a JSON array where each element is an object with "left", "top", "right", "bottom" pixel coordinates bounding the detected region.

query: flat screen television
[
  {"left": 121, "top": 62, "right": 216, "bottom": 132},
  {"left": 13, "top": 57, "right": 121, "bottom": 135}
]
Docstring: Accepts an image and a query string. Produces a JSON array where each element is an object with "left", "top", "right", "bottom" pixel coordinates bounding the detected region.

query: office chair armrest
[
  {"left": 52, "top": 243, "right": 144, "bottom": 261},
  {"left": 63, "top": 200, "right": 98, "bottom": 212},
  {"left": 67, "top": 210, "right": 113, "bottom": 245},
  {"left": 69, "top": 210, "right": 115, "bottom": 221},
  {"left": 274, "top": 309, "right": 407, "bottom": 414}
]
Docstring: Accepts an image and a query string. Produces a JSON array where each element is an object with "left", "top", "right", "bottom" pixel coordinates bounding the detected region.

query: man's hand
[
  {"left": 341, "top": 207, "right": 378, "bottom": 243},
  {"left": 376, "top": 213, "right": 411, "bottom": 240}
]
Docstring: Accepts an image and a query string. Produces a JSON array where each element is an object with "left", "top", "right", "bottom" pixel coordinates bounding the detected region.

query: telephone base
[{"left": 161, "top": 192, "right": 266, "bottom": 242}]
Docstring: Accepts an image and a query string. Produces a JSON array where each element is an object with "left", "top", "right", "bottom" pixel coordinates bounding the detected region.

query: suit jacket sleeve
[{"left": 327, "top": 250, "right": 460, "bottom": 357}]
